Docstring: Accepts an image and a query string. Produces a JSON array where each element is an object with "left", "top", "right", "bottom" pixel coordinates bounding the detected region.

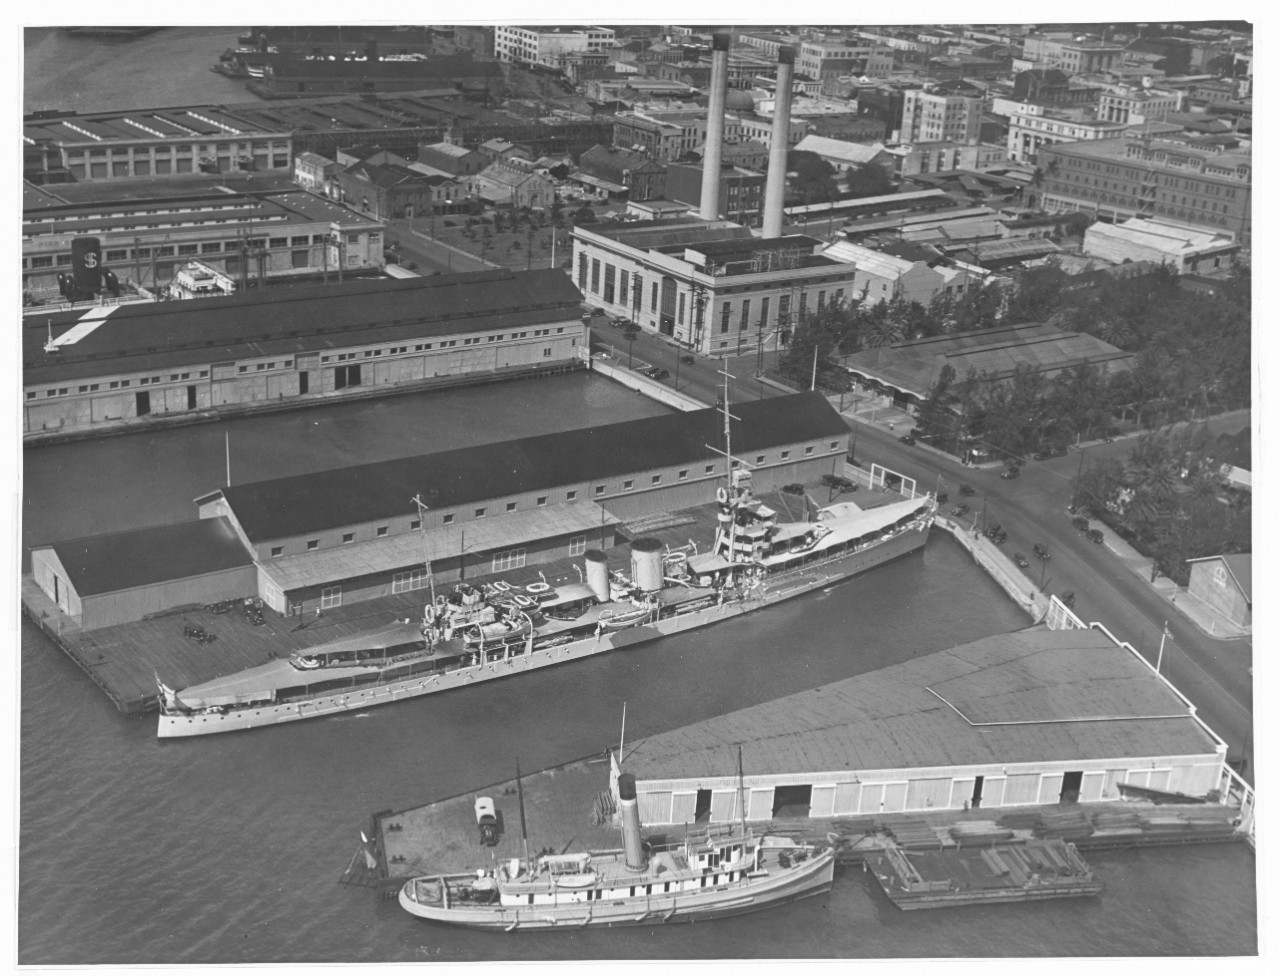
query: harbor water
[{"left": 18, "top": 374, "right": 1258, "bottom": 962}]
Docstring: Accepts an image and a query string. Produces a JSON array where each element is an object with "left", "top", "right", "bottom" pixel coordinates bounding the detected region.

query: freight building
[
  {"left": 618, "top": 628, "right": 1228, "bottom": 825},
  {"left": 193, "top": 393, "right": 850, "bottom": 615},
  {"left": 23, "top": 268, "right": 587, "bottom": 437}
]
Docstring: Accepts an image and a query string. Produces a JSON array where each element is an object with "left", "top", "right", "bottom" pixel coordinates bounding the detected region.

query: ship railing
[{"left": 1218, "top": 764, "right": 1256, "bottom": 846}]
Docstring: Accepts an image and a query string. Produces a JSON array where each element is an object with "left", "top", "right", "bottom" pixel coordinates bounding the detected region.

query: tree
[
  {"left": 572, "top": 206, "right": 596, "bottom": 225},
  {"left": 785, "top": 150, "right": 838, "bottom": 206},
  {"left": 844, "top": 162, "right": 894, "bottom": 199},
  {"left": 916, "top": 364, "right": 957, "bottom": 447}
]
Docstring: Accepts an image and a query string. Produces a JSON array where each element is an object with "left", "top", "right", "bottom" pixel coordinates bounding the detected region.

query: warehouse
[
  {"left": 29, "top": 518, "right": 256, "bottom": 631},
  {"left": 195, "top": 393, "right": 850, "bottom": 614},
  {"left": 618, "top": 627, "right": 1227, "bottom": 825},
  {"left": 23, "top": 268, "right": 587, "bottom": 436}
]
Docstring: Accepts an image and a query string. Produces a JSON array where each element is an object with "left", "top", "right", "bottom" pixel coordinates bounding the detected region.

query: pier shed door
[{"left": 709, "top": 789, "right": 738, "bottom": 823}]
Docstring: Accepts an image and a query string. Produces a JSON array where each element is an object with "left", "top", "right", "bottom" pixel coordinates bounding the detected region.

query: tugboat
[{"left": 398, "top": 759, "right": 835, "bottom": 930}]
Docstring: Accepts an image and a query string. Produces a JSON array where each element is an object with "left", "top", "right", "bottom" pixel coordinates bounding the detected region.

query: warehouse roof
[
  {"left": 844, "top": 323, "right": 1132, "bottom": 398},
  {"left": 622, "top": 629, "right": 1222, "bottom": 781},
  {"left": 215, "top": 393, "right": 848, "bottom": 541},
  {"left": 23, "top": 268, "right": 583, "bottom": 385},
  {"left": 259, "top": 502, "right": 620, "bottom": 591},
  {"left": 33, "top": 518, "right": 253, "bottom": 597}
]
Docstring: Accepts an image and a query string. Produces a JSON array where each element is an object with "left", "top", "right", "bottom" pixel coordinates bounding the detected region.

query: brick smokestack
[
  {"left": 762, "top": 46, "right": 796, "bottom": 239},
  {"left": 699, "top": 32, "right": 732, "bottom": 221}
]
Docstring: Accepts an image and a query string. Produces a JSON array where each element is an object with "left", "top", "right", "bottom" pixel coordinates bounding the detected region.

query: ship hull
[
  {"left": 398, "top": 850, "right": 835, "bottom": 930},
  {"left": 157, "top": 521, "right": 930, "bottom": 738}
]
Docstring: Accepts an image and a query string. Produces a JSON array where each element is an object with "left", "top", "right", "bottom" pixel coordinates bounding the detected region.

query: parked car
[
  {"left": 959, "top": 483, "right": 976, "bottom": 496},
  {"left": 899, "top": 432, "right": 917, "bottom": 446},
  {"left": 1033, "top": 543, "right": 1051, "bottom": 561},
  {"left": 1013, "top": 553, "right": 1030, "bottom": 569},
  {"left": 935, "top": 492, "right": 949, "bottom": 505},
  {"left": 820, "top": 474, "right": 856, "bottom": 491},
  {"left": 1000, "top": 466, "right": 1020, "bottom": 480},
  {"left": 781, "top": 483, "right": 805, "bottom": 495},
  {"left": 1071, "top": 516, "right": 1090, "bottom": 533},
  {"left": 951, "top": 504, "right": 970, "bottom": 518},
  {"left": 1087, "top": 528, "right": 1105, "bottom": 544},
  {"left": 681, "top": 355, "right": 696, "bottom": 365},
  {"left": 649, "top": 368, "right": 670, "bottom": 381},
  {"left": 474, "top": 797, "right": 499, "bottom": 847}
]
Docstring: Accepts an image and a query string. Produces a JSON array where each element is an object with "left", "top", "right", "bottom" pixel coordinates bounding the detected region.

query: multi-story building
[
  {"left": 1097, "top": 85, "right": 1184, "bottom": 125},
  {"left": 337, "top": 158, "right": 462, "bottom": 220},
  {"left": 1005, "top": 105, "right": 1129, "bottom": 164},
  {"left": 571, "top": 219, "right": 860, "bottom": 354},
  {"left": 795, "top": 39, "right": 895, "bottom": 83},
  {"left": 417, "top": 141, "right": 488, "bottom": 176},
  {"left": 22, "top": 106, "right": 293, "bottom": 183},
  {"left": 822, "top": 239, "right": 980, "bottom": 306},
  {"left": 493, "top": 26, "right": 615, "bottom": 67},
  {"left": 1037, "top": 133, "right": 1251, "bottom": 242},
  {"left": 1021, "top": 34, "right": 1125, "bottom": 76},
  {"left": 900, "top": 89, "right": 983, "bottom": 145},
  {"left": 612, "top": 110, "right": 707, "bottom": 159},
  {"left": 577, "top": 145, "right": 668, "bottom": 201},
  {"left": 664, "top": 162, "right": 765, "bottom": 223},
  {"left": 23, "top": 269, "right": 587, "bottom": 437},
  {"left": 468, "top": 162, "right": 555, "bottom": 209},
  {"left": 21, "top": 184, "right": 384, "bottom": 301}
]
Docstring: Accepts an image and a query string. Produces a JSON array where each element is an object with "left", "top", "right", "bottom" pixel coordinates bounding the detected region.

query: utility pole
[{"left": 1156, "top": 621, "right": 1171, "bottom": 674}]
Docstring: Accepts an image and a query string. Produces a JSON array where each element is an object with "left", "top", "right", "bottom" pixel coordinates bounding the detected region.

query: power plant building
[{"left": 619, "top": 628, "right": 1229, "bottom": 825}]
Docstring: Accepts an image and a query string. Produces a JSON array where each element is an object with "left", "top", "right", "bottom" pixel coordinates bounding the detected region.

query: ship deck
[{"left": 23, "top": 486, "right": 913, "bottom": 715}]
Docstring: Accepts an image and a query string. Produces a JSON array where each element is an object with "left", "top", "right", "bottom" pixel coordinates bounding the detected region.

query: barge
[{"left": 865, "top": 839, "right": 1104, "bottom": 910}]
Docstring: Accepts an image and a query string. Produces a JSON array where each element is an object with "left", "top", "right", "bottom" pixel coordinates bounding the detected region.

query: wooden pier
[{"left": 342, "top": 753, "right": 1249, "bottom": 898}]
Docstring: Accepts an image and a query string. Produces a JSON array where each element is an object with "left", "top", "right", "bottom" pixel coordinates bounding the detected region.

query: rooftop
[
  {"left": 844, "top": 323, "right": 1133, "bottom": 398},
  {"left": 621, "top": 629, "right": 1221, "bottom": 781},
  {"left": 24, "top": 268, "right": 582, "bottom": 386},
  {"left": 34, "top": 518, "right": 252, "bottom": 597},
  {"left": 215, "top": 393, "right": 848, "bottom": 541}
]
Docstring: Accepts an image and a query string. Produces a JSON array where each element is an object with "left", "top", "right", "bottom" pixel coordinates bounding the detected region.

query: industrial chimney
[
  {"left": 762, "top": 46, "right": 796, "bottom": 239},
  {"left": 617, "top": 773, "right": 647, "bottom": 872},
  {"left": 699, "top": 32, "right": 732, "bottom": 221}
]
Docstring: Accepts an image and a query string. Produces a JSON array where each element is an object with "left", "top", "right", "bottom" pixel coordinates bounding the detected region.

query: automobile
[
  {"left": 1033, "top": 543, "right": 1051, "bottom": 561},
  {"left": 950, "top": 504, "right": 970, "bottom": 518},
  {"left": 1087, "top": 528, "right": 1105, "bottom": 544},
  {"left": 820, "top": 474, "right": 856, "bottom": 491},
  {"left": 935, "top": 492, "right": 949, "bottom": 505},
  {"left": 1013, "top": 553, "right": 1030, "bottom": 569},
  {"left": 590, "top": 307, "right": 607, "bottom": 317},
  {"left": 1071, "top": 516, "right": 1090, "bottom": 533},
  {"left": 649, "top": 368, "right": 670, "bottom": 381},
  {"left": 475, "top": 796, "right": 499, "bottom": 847},
  {"left": 1000, "top": 467, "right": 1020, "bottom": 480},
  {"left": 959, "top": 483, "right": 976, "bottom": 496},
  {"left": 681, "top": 355, "right": 696, "bottom": 365},
  {"left": 781, "top": 483, "right": 805, "bottom": 495},
  {"left": 1033, "top": 448, "right": 1053, "bottom": 461},
  {"left": 898, "top": 432, "right": 917, "bottom": 446}
]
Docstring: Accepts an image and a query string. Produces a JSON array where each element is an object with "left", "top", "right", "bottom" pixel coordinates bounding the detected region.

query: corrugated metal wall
[{"left": 80, "top": 565, "right": 258, "bottom": 630}]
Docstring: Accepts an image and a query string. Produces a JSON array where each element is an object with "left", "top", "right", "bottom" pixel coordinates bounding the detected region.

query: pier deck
[{"left": 347, "top": 753, "right": 1247, "bottom": 893}]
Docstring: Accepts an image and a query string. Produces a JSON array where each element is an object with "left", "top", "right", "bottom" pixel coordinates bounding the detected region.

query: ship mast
[
  {"left": 409, "top": 494, "right": 436, "bottom": 613},
  {"left": 737, "top": 744, "right": 748, "bottom": 839},
  {"left": 516, "top": 757, "right": 531, "bottom": 872},
  {"left": 705, "top": 369, "right": 745, "bottom": 564}
]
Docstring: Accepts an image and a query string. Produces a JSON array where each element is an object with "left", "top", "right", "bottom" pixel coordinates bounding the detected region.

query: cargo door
[
  {"left": 809, "top": 784, "right": 836, "bottom": 819},
  {"left": 881, "top": 782, "right": 907, "bottom": 814},
  {"left": 833, "top": 782, "right": 862, "bottom": 816},
  {"left": 709, "top": 789, "right": 738, "bottom": 823},
  {"left": 858, "top": 782, "right": 884, "bottom": 814},
  {"left": 670, "top": 791, "right": 696, "bottom": 825}
]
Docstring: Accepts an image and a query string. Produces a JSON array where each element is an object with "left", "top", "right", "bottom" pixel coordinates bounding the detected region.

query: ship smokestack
[
  {"left": 629, "top": 538, "right": 665, "bottom": 593},
  {"left": 762, "top": 46, "right": 796, "bottom": 239},
  {"left": 584, "top": 550, "right": 610, "bottom": 603},
  {"left": 617, "top": 773, "right": 647, "bottom": 871},
  {"left": 699, "top": 32, "right": 732, "bottom": 221}
]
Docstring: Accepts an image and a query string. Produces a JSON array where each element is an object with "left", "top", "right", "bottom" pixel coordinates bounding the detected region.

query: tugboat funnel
[
  {"left": 617, "top": 773, "right": 647, "bottom": 871},
  {"left": 585, "top": 550, "right": 610, "bottom": 603}
]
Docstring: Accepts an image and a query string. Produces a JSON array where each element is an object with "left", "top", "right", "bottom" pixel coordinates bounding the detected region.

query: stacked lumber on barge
[{"left": 866, "top": 839, "right": 1104, "bottom": 910}]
